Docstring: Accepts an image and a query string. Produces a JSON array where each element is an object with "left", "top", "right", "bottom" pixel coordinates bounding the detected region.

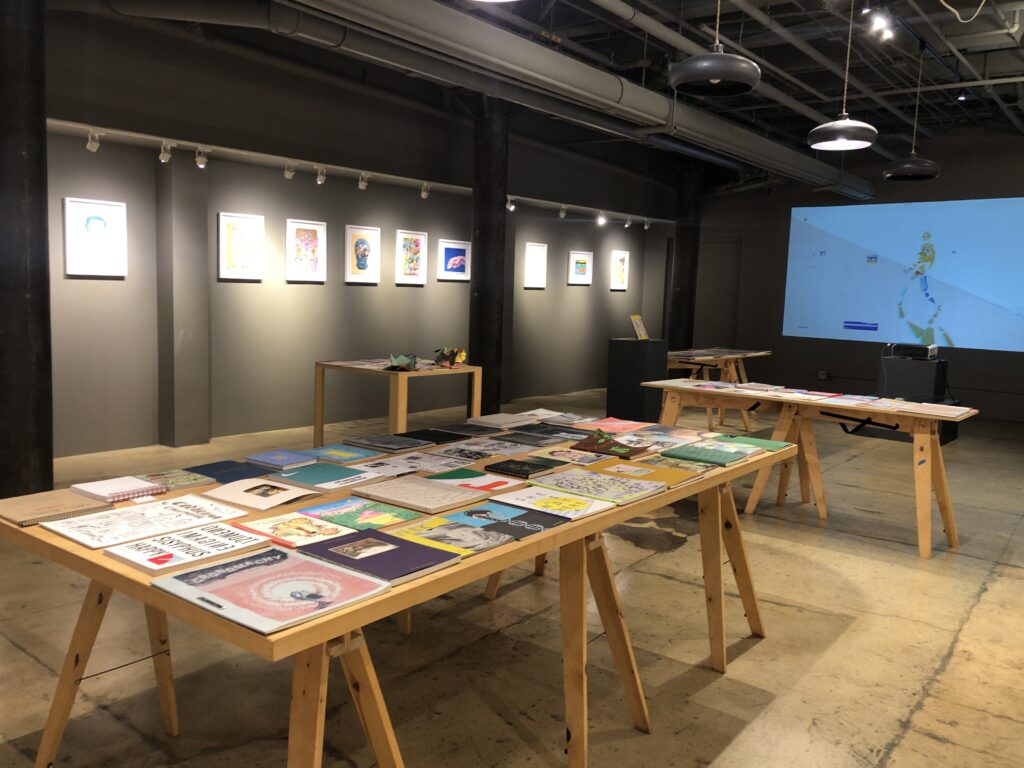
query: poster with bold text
[
  {"left": 567, "top": 250, "right": 593, "bottom": 286},
  {"left": 218, "top": 212, "right": 266, "bottom": 281},
  {"left": 437, "top": 239, "right": 471, "bottom": 281},
  {"left": 285, "top": 219, "right": 327, "bottom": 283},
  {"left": 610, "top": 250, "right": 629, "bottom": 291},
  {"left": 395, "top": 230, "right": 428, "bottom": 285},
  {"left": 63, "top": 198, "right": 128, "bottom": 278},
  {"left": 523, "top": 242, "right": 548, "bottom": 289},
  {"left": 345, "top": 225, "right": 381, "bottom": 284}
]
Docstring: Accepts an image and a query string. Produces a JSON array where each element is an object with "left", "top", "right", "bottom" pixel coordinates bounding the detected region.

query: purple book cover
[{"left": 298, "top": 530, "right": 459, "bottom": 582}]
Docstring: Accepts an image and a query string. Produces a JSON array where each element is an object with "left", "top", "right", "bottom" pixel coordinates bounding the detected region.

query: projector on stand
[{"left": 889, "top": 343, "right": 937, "bottom": 360}]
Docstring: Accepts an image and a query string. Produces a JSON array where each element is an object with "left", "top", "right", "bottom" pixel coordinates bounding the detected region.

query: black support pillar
[
  {"left": 664, "top": 158, "right": 704, "bottom": 350},
  {"left": 0, "top": 2, "right": 52, "bottom": 497},
  {"left": 468, "top": 97, "right": 511, "bottom": 414}
]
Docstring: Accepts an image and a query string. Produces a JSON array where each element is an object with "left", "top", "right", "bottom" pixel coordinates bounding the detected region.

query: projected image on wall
[{"left": 782, "top": 198, "right": 1024, "bottom": 352}]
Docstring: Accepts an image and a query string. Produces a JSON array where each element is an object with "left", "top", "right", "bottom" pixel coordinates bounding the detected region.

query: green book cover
[
  {"left": 660, "top": 445, "right": 742, "bottom": 467},
  {"left": 424, "top": 468, "right": 486, "bottom": 481},
  {"left": 716, "top": 435, "right": 790, "bottom": 452},
  {"left": 271, "top": 463, "right": 370, "bottom": 489}
]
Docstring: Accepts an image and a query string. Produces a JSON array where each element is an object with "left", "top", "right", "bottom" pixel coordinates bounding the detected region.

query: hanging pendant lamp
[
  {"left": 668, "top": 0, "right": 761, "bottom": 95},
  {"left": 808, "top": 0, "right": 878, "bottom": 151},
  {"left": 884, "top": 48, "right": 941, "bottom": 180}
]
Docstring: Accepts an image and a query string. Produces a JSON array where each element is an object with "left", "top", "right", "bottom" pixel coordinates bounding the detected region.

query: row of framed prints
[
  {"left": 221, "top": 212, "right": 468, "bottom": 284},
  {"left": 524, "top": 242, "right": 629, "bottom": 291}
]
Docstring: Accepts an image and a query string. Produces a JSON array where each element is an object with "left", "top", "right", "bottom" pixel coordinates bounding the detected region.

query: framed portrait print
[
  {"left": 285, "top": 219, "right": 327, "bottom": 283},
  {"left": 345, "top": 225, "right": 381, "bottom": 284},
  {"left": 63, "top": 197, "right": 128, "bottom": 278},
  {"left": 437, "top": 238, "right": 471, "bottom": 281},
  {"left": 218, "top": 212, "right": 266, "bottom": 281}
]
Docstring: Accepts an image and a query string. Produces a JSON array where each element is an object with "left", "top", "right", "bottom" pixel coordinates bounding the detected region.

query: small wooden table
[
  {"left": 643, "top": 378, "right": 978, "bottom": 559},
  {"left": 666, "top": 349, "right": 771, "bottom": 431},
  {"left": 1, "top": 446, "right": 793, "bottom": 768},
  {"left": 313, "top": 360, "right": 483, "bottom": 445}
]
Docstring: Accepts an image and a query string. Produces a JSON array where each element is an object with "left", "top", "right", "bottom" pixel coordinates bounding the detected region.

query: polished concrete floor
[{"left": 2, "top": 391, "right": 1023, "bottom": 767}]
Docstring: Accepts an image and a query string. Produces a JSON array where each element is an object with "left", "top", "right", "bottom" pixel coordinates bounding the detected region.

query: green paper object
[
  {"left": 434, "top": 346, "right": 467, "bottom": 368},
  {"left": 387, "top": 354, "right": 417, "bottom": 371}
]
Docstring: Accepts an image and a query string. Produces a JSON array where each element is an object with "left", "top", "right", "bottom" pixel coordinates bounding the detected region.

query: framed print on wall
[
  {"left": 285, "top": 219, "right": 327, "bottom": 283},
  {"left": 567, "top": 250, "right": 593, "bottom": 286},
  {"left": 395, "top": 230, "right": 428, "bottom": 285},
  {"left": 218, "top": 212, "right": 266, "bottom": 281},
  {"left": 610, "top": 249, "right": 630, "bottom": 291},
  {"left": 523, "top": 242, "right": 548, "bottom": 289},
  {"left": 345, "top": 225, "right": 381, "bottom": 284},
  {"left": 63, "top": 197, "right": 128, "bottom": 278},
  {"left": 437, "top": 239, "right": 471, "bottom": 281}
]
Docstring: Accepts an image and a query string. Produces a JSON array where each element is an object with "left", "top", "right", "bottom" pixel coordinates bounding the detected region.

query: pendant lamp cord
[
  {"left": 911, "top": 50, "right": 923, "bottom": 154},
  {"left": 714, "top": 0, "right": 722, "bottom": 44},
  {"left": 841, "top": 0, "right": 855, "bottom": 114}
]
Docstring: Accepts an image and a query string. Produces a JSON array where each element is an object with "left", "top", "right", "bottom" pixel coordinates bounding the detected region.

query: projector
[{"left": 890, "top": 343, "right": 938, "bottom": 360}]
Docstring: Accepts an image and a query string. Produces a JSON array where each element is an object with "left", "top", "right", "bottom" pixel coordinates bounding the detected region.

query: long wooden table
[
  {"left": 643, "top": 378, "right": 978, "bottom": 559},
  {"left": 0, "top": 446, "right": 793, "bottom": 768},
  {"left": 313, "top": 360, "right": 483, "bottom": 444},
  {"left": 666, "top": 349, "right": 771, "bottom": 431}
]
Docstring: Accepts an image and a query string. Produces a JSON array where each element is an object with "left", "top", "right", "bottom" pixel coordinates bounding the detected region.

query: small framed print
[
  {"left": 395, "top": 230, "right": 428, "bottom": 285},
  {"left": 567, "top": 250, "right": 593, "bottom": 286},
  {"left": 523, "top": 242, "right": 547, "bottom": 289},
  {"left": 63, "top": 197, "right": 128, "bottom": 278},
  {"left": 285, "top": 219, "right": 327, "bottom": 283},
  {"left": 437, "top": 239, "right": 471, "bottom": 281},
  {"left": 610, "top": 249, "right": 629, "bottom": 291},
  {"left": 345, "top": 225, "right": 381, "bottom": 284},
  {"left": 218, "top": 212, "right": 266, "bottom": 281}
]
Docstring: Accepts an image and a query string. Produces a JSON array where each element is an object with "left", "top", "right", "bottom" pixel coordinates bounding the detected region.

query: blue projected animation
[{"left": 782, "top": 198, "right": 1024, "bottom": 353}]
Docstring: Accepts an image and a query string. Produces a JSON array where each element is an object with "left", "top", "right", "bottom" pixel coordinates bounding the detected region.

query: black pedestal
[{"left": 606, "top": 338, "right": 668, "bottom": 422}]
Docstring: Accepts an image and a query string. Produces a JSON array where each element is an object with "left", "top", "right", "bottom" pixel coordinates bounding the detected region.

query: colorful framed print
[
  {"left": 285, "top": 219, "right": 327, "bottom": 283},
  {"left": 523, "top": 242, "right": 547, "bottom": 289},
  {"left": 567, "top": 250, "right": 593, "bottom": 286},
  {"left": 63, "top": 198, "right": 128, "bottom": 278},
  {"left": 395, "top": 230, "right": 428, "bottom": 286},
  {"left": 610, "top": 249, "right": 630, "bottom": 291},
  {"left": 437, "top": 239, "right": 471, "bottom": 282},
  {"left": 345, "top": 225, "right": 381, "bottom": 284},
  {"left": 218, "top": 212, "right": 266, "bottom": 281}
]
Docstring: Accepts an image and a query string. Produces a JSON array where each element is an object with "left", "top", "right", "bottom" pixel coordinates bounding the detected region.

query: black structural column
[
  {"left": 664, "top": 158, "right": 704, "bottom": 349},
  {"left": 0, "top": 2, "right": 53, "bottom": 498},
  {"left": 468, "top": 97, "right": 511, "bottom": 414}
]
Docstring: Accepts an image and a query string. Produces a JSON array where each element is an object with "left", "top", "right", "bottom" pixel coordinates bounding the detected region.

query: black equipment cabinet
[{"left": 606, "top": 338, "right": 668, "bottom": 422}]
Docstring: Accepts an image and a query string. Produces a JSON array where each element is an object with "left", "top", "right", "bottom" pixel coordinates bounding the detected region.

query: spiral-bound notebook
[
  {"left": 0, "top": 488, "right": 113, "bottom": 527},
  {"left": 70, "top": 476, "right": 167, "bottom": 503}
]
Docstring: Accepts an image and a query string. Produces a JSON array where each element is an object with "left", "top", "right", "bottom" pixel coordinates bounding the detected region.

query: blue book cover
[
  {"left": 245, "top": 450, "right": 316, "bottom": 469},
  {"left": 183, "top": 461, "right": 269, "bottom": 484},
  {"left": 300, "top": 443, "right": 383, "bottom": 464},
  {"left": 441, "top": 501, "right": 567, "bottom": 540},
  {"left": 299, "top": 531, "right": 458, "bottom": 584}
]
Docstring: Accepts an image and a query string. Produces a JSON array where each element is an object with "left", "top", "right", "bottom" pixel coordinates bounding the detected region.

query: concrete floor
[{"left": 2, "top": 390, "right": 1023, "bottom": 767}]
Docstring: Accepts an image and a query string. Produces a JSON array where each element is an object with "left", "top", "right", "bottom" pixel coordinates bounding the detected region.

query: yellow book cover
[
  {"left": 588, "top": 458, "right": 696, "bottom": 488},
  {"left": 390, "top": 517, "right": 478, "bottom": 556}
]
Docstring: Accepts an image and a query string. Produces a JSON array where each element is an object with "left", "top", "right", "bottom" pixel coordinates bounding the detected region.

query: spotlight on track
[
  {"left": 158, "top": 142, "right": 172, "bottom": 163},
  {"left": 85, "top": 131, "right": 100, "bottom": 153},
  {"left": 358, "top": 173, "right": 369, "bottom": 191},
  {"left": 420, "top": 183, "right": 430, "bottom": 200},
  {"left": 596, "top": 211, "right": 607, "bottom": 226},
  {"left": 559, "top": 205, "right": 568, "bottom": 219},
  {"left": 506, "top": 195, "right": 516, "bottom": 212},
  {"left": 195, "top": 148, "right": 208, "bottom": 169},
  {"left": 283, "top": 163, "right": 295, "bottom": 180},
  {"left": 315, "top": 166, "right": 326, "bottom": 185}
]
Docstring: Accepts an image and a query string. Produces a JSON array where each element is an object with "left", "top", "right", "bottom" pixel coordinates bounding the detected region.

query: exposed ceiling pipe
[
  {"left": 292, "top": 0, "right": 874, "bottom": 197},
  {"left": 728, "top": 0, "right": 931, "bottom": 139},
  {"left": 905, "top": 0, "right": 1024, "bottom": 132},
  {"left": 873, "top": 73, "right": 1024, "bottom": 97}
]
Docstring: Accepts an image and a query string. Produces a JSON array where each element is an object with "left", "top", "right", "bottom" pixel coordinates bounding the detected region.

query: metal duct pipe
[
  {"left": 905, "top": 0, "right": 1024, "bottom": 133},
  {"left": 291, "top": 0, "right": 874, "bottom": 198},
  {"left": 728, "top": 0, "right": 930, "bottom": 139}
]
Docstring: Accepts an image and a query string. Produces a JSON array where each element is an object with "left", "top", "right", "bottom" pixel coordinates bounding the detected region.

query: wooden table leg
[
  {"left": 35, "top": 581, "right": 112, "bottom": 768},
  {"left": 720, "top": 486, "right": 764, "bottom": 637},
  {"left": 737, "top": 360, "right": 757, "bottom": 421},
  {"left": 727, "top": 362, "right": 752, "bottom": 432},
  {"left": 338, "top": 630, "right": 404, "bottom": 768},
  {"left": 313, "top": 364, "right": 326, "bottom": 448},
  {"left": 912, "top": 419, "right": 934, "bottom": 559},
  {"left": 483, "top": 571, "right": 503, "bottom": 600},
  {"left": 798, "top": 418, "right": 828, "bottom": 519},
  {"left": 143, "top": 605, "right": 179, "bottom": 737},
  {"left": 560, "top": 538, "right": 589, "bottom": 767},
  {"left": 534, "top": 553, "right": 548, "bottom": 576},
  {"left": 658, "top": 391, "right": 682, "bottom": 427},
  {"left": 287, "top": 643, "right": 330, "bottom": 768},
  {"left": 796, "top": 440, "right": 812, "bottom": 504},
  {"left": 586, "top": 535, "right": 651, "bottom": 733},
  {"left": 745, "top": 404, "right": 796, "bottom": 515},
  {"left": 698, "top": 487, "right": 727, "bottom": 673},
  {"left": 703, "top": 367, "right": 715, "bottom": 431},
  {"left": 775, "top": 415, "right": 803, "bottom": 506},
  {"left": 931, "top": 427, "right": 959, "bottom": 549},
  {"left": 395, "top": 609, "right": 412, "bottom": 636},
  {"left": 388, "top": 375, "right": 409, "bottom": 434},
  {"left": 469, "top": 368, "right": 483, "bottom": 419}
]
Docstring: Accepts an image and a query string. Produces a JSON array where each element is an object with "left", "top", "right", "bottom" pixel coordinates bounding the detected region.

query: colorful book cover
[
  {"left": 659, "top": 444, "right": 744, "bottom": 467},
  {"left": 300, "top": 443, "right": 383, "bottom": 464},
  {"left": 299, "top": 497, "right": 421, "bottom": 529},
  {"left": 423, "top": 469, "right": 523, "bottom": 492},
  {"left": 690, "top": 439, "right": 765, "bottom": 456},
  {"left": 135, "top": 469, "right": 214, "bottom": 491},
  {"left": 152, "top": 547, "right": 389, "bottom": 634},
  {"left": 639, "top": 455, "right": 715, "bottom": 473},
  {"left": 299, "top": 531, "right": 459, "bottom": 584},
  {"left": 529, "top": 447, "right": 606, "bottom": 466},
  {"left": 233, "top": 512, "right": 354, "bottom": 548},
  {"left": 269, "top": 463, "right": 380, "bottom": 491},
  {"left": 439, "top": 501, "right": 566, "bottom": 540},
  {"left": 528, "top": 468, "right": 665, "bottom": 505},
  {"left": 588, "top": 459, "right": 697, "bottom": 487},
  {"left": 245, "top": 450, "right": 317, "bottom": 469},
  {"left": 493, "top": 487, "right": 615, "bottom": 520},
  {"left": 572, "top": 417, "right": 655, "bottom": 434},
  {"left": 714, "top": 435, "right": 790, "bottom": 452},
  {"left": 391, "top": 517, "right": 514, "bottom": 556},
  {"left": 571, "top": 430, "right": 648, "bottom": 459}
]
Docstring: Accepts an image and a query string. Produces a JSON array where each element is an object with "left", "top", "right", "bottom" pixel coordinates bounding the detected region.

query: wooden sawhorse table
[{"left": 666, "top": 349, "right": 771, "bottom": 431}]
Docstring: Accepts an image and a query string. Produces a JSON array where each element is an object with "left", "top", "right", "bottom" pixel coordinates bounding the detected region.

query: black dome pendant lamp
[
  {"left": 884, "top": 47, "right": 941, "bottom": 181},
  {"left": 807, "top": 0, "right": 878, "bottom": 151},
  {"left": 668, "top": 0, "right": 761, "bottom": 96}
]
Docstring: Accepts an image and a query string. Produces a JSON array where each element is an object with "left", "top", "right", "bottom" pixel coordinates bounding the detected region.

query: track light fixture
[
  {"left": 957, "top": 89, "right": 968, "bottom": 102},
  {"left": 506, "top": 195, "right": 516, "bottom": 212},
  {"left": 315, "top": 166, "right": 326, "bottom": 185},
  {"left": 624, "top": 218, "right": 632, "bottom": 228},
  {"left": 195, "top": 148, "right": 208, "bottom": 169},
  {"left": 158, "top": 142, "right": 172, "bottom": 163},
  {"left": 559, "top": 205, "right": 568, "bottom": 219},
  {"left": 667, "top": 0, "right": 760, "bottom": 95},
  {"left": 596, "top": 211, "right": 607, "bottom": 226},
  {"left": 807, "top": 0, "right": 877, "bottom": 151},
  {"left": 643, "top": 219, "right": 651, "bottom": 231},
  {"left": 283, "top": 162, "right": 295, "bottom": 180},
  {"left": 85, "top": 131, "right": 100, "bottom": 153},
  {"left": 358, "top": 172, "right": 370, "bottom": 190},
  {"left": 420, "top": 183, "right": 430, "bottom": 200},
  {"left": 884, "top": 47, "right": 940, "bottom": 181}
]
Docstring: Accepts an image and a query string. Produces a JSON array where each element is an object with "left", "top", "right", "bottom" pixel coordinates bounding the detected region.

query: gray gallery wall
[
  {"left": 47, "top": 134, "right": 160, "bottom": 456},
  {"left": 696, "top": 129, "right": 1024, "bottom": 420}
]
